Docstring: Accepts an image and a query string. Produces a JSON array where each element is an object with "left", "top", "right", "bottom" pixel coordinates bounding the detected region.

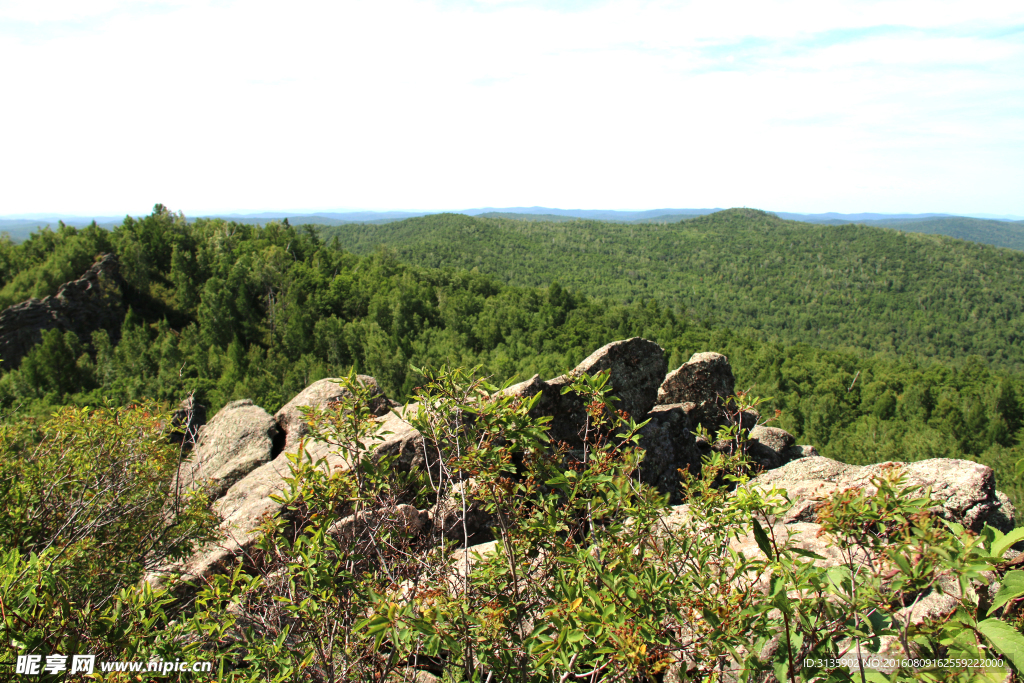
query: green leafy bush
[
  {"left": 0, "top": 402, "right": 217, "bottom": 676},
  {"left": 144, "top": 369, "right": 1024, "bottom": 681}
]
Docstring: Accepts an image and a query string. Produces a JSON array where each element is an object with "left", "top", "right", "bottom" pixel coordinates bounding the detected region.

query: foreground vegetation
[{"left": 2, "top": 372, "right": 1023, "bottom": 681}]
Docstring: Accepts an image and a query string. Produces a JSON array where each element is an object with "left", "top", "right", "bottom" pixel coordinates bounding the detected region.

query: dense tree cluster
[
  {"left": 318, "top": 209, "right": 1024, "bottom": 369},
  {"left": 0, "top": 206, "right": 1021, "bottom": 509}
]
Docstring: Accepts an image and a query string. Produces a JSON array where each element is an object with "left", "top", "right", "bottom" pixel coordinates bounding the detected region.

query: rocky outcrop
[
  {"left": 273, "top": 375, "right": 391, "bottom": 454},
  {"left": 176, "top": 452, "right": 297, "bottom": 582},
  {"left": 158, "top": 339, "right": 1020, "bottom": 599},
  {"left": 177, "top": 399, "right": 282, "bottom": 500},
  {"left": 747, "top": 455, "right": 1017, "bottom": 533},
  {"left": 150, "top": 380, "right": 401, "bottom": 587},
  {"left": 504, "top": 338, "right": 666, "bottom": 446},
  {"left": 636, "top": 404, "right": 702, "bottom": 502},
  {"left": 657, "top": 351, "right": 736, "bottom": 431},
  {"left": 0, "top": 253, "right": 125, "bottom": 370},
  {"left": 441, "top": 453, "right": 1019, "bottom": 680}
]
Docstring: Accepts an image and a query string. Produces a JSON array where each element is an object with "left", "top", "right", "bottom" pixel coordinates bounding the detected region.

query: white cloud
[{"left": 0, "top": 0, "right": 1021, "bottom": 214}]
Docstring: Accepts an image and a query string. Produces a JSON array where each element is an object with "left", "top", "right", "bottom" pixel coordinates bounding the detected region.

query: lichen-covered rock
[
  {"left": 657, "top": 352, "right": 736, "bottom": 430},
  {"left": 780, "top": 444, "right": 819, "bottom": 461},
  {"left": 562, "top": 337, "right": 667, "bottom": 420},
  {"left": 178, "top": 399, "right": 281, "bottom": 500},
  {"left": 991, "top": 491, "right": 1018, "bottom": 533},
  {"left": 748, "top": 425, "right": 795, "bottom": 453},
  {"left": 745, "top": 425, "right": 797, "bottom": 471}
]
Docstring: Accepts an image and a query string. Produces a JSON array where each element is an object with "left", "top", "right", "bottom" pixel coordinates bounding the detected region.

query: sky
[{"left": 0, "top": 0, "right": 1022, "bottom": 217}]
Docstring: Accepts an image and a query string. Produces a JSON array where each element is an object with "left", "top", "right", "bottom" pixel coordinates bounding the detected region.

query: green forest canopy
[
  {"left": 0, "top": 205, "right": 1021, "bottom": 512},
  {"left": 316, "top": 209, "right": 1024, "bottom": 371}
]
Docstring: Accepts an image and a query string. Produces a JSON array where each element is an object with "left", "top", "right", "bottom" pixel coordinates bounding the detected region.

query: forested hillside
[
  {"left": 0, "top": 206, "right": 1021, "bottom": 511},
  {"left": 822, "top": 215, "right": 1024, "bottom": 252},
  {"left": 316, "top": 209, "right": 1024, "bottom": 370}
]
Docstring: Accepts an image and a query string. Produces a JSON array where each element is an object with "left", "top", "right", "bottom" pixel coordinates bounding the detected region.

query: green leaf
[
  {"left": 992, "top": 528, "right": 1024, "bottom": 559},
  {"left": 977, "top": 618, "right": 1024, "bottom": 669},
  {"left": 773, "top": 659, "right": 790, "bottom": 683},
  {"left": 566, "top": 630, "right": 586, "bottom": 644},
  {"left": 752, "top": 518, "right": 774, "bottom": 560},
  {"left": 889, "top": 551, "right": 913, "bottom": 576},
  {"left": 988, "top": 570, "right": 1024, "bottom": 616},
  {"left": 701, "top": 608, "right": 721, "bottom": 629}
]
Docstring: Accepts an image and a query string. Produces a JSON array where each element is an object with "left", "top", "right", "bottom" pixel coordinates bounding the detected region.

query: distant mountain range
[{"left": 2, "top": 207, "right": 1023, "bottom": 250}]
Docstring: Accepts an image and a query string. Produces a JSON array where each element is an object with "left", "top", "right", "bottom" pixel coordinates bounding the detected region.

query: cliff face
[{"left": 0, "top": 253, "right": 126, "bottom": 370}]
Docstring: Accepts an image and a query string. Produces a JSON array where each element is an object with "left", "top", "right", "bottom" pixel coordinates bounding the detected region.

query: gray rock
[
  {"left": 374, "top": 407, "right": 428, "bottom": 473},
  {"left": 745, "top": 425, "right": 798, "bottom": 471},
  {"left": 748, "top": 425, "right": 795, "bottom": 453},
  {"left": 780, "top": 444, "right": 819, "bottom": 461},
  {"left": 637, "top": 403, "right": 702, "bottom": 502},
  {"left": 156, "top": 410, "right": 409, "bottom": 586},
  {"left": 431, "top": 478, "right": 494, "bottom": 547},
  {"left": 659, "top": 356, "right": 733, "bottom": 419},
  {"left": 274, "top": 375, "right": 390, "bottom": 454},
  {"left": 329, "top": 504, "right": 429, "bottom": 540},
  {"left": 503, "top": 338, "right": 667, "bottom": 447},
  {"left": 749, "top": 455, "right": 1015, "bottom": 533},
  {"left": 991, "top": 490, "right": 1018, "bottom": 532},
  {"left": 178, "top": 399, "right": 281, "bottom": 500},
  {"left": 501, "top": 374, "right": 546, "bottom": 399},
  {"left": 563, "top": 337, "right": 667, "bottom": 419},
  {"left": 0, "top": 253, "right": 126, "bottom": 370},
  {"left": 752, "top": 455, "right": 855, "bottom": 487}
]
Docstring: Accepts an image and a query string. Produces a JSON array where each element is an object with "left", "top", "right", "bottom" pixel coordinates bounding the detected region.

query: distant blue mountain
[{"left": 774, "top": 211, "right": 953, "bottom": 222}]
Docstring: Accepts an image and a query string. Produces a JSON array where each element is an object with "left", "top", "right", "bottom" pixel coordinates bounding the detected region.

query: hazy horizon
[{"left": 2, "top": 207, "right": 1023, "bottom": 223}]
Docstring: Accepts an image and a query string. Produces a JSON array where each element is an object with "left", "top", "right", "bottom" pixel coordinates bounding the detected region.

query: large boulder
[
  {"left": 564, "top": 337, "right": 667, "bottom": 420},
  {"left": 636, "top": 403, "right": 702, "bottom": 503},
  {"left": 178, "top": 399, "right": 282, "bottom": 500},
  {"left": 155, "top": 378, "right": 405, "bottom": 587},
  {"left": 374, "top": 409, "right": 428, "bottom": 473},
  {"left": 503, "top": 338, "right": 667, "bottom": 447},
  {"left": 748, "top": 455, "right": 1017, "bottom": 533},
  {"left": 175, "top": 451, "right": 299, "bottom": 582},
  {"left": 157, "top": 424, "right": 374, "bottom": 586},
  {"left": 656, "top": 352, "right": 736, "bottom": 431},
  {"left": 745, "top": 425, "right": 797, "bottom": 471},
  {"left": 274, "top": 375, "right": 391, "bottom": 454},
  {"left": 0, "top": 253, "right": 126, "bottom": 370}
]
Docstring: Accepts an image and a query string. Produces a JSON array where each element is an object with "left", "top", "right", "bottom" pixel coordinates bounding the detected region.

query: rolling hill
[{"left": 316, "top": 208, "right": 1024, "bottom": 370}]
